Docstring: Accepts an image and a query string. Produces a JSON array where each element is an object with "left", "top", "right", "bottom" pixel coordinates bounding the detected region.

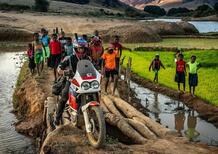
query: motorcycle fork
[{"left": 81, "top": 95, "right": 92, "bottom": 133}]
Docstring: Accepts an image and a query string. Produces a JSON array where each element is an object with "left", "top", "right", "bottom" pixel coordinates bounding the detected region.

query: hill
[
  {"left": 120, "top": 0, "right": 217, "bottom": 10},
  {"left": 0, "top": 0, "right": 144, "bottom": 16}
]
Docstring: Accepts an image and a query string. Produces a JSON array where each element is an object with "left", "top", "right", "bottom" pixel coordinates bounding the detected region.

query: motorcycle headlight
[
  {"left": 81, "top": 81, "right": 90, "bottom": 90},
  {"left": 91, "top": 80, "right": 100, "bottom": 89}
]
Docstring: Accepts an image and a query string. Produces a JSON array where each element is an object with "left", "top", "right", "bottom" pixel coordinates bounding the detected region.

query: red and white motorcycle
[{"left": 58, "top": 59, "right": 106, "bottom": 148}]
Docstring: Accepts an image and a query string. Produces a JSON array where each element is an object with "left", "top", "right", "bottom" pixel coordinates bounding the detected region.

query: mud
[
  {"left": 130, "top": 72, "right": 218, "bottom": 128},
  {"left": 13, "top": 64, "right": 218, "bottom": 153}
]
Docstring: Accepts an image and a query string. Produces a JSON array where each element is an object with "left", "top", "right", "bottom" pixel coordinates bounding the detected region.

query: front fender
[{"left": 81, "top": 101, "right": 100, "bottom": 112}]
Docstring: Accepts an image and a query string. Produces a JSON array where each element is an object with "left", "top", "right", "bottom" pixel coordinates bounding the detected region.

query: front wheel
[{"left": 87, "top": 106, "right": 106, "bottom": 148}]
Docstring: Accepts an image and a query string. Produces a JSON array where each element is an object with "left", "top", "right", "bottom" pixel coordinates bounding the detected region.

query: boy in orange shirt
[{"left": 102, "top": 46, "right": 118, "bottom": 94}]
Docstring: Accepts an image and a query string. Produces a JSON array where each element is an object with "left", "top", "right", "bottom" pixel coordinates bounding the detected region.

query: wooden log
[
  {"left": 104, "top": 112, "right": 147, "bottom": 144},
  {"left": 109, "top": 95, "right": 171, "bottom": 137},
  {"left": 100, "top": 99, "right": 109, "bottom": 113},
  {"left": 102, "top": 95, "right": 123, "bottom": 117},
  {"left": 126, "top": 119, "right": 157, "bottom": 139}
]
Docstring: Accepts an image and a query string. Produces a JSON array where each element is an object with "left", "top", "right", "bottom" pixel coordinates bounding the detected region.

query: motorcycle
[{"left": 53, "top": 59, "right": 106, "bottom": 148}]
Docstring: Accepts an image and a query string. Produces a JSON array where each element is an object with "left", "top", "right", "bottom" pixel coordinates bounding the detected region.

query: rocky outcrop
[
  {"left": 0, "top": 25, "right": 32, "bottom": 41},
  {"left": 100, "top": 21, "right": 199, "bottom": 43}
]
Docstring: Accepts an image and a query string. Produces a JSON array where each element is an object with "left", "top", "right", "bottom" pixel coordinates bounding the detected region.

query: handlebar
[{"left": 63, "top": 70, "right": 74, "bottom": 77}]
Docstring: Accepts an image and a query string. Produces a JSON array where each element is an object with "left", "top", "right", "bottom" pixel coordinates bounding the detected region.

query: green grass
[
  {"left": 123, "top": 38, "right": 218, "bottom": 50},
  {"left": 122, "top": 50, "right": 218, "bottom": 105}
]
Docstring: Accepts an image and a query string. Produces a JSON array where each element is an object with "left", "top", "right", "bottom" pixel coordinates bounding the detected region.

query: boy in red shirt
[
  {"left": 49, "top": 34, "right": 62, "bottom": 81},
  {"left": 102, "top": 46, "right": 118, "bottom": 94},
  {"left": 111, "top": 35, "right": 131, "bottom": 73},
  {"left": 175, "top": 54, "right": 186, "bottom": 91}
]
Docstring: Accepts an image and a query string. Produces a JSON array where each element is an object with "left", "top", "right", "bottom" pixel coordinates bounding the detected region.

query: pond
[{"left": 147, "top": 18, "right": 218, "bottom": 33}]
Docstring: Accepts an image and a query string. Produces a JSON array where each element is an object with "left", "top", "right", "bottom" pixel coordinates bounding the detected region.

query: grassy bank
[
  {"left": 124, "top": 38, "right": 218, "bottom": 50},
  {"left": 122, "top": 50, "right": 218, "bottom": 105},
  {"left": 13, "top": 61, "right": 29, "bottom": 110}
]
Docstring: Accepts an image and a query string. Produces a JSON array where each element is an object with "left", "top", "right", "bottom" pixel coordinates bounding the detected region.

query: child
[
  {"left": 27, "top": 43, "right": 36, "bottom": 74},
  {"left": 49, "top": 33, "right": 62, "bottom": 82},
  {"left": 187, "top": 55, "right": 200, "bottom": 96},
  {"left": 40, "top": 28, "right": 50, "bottom": 61},
  {"left": 33, "top": 33, "right": 44, "bottom": 76},
  {"left": 64, "top": 37, "right": 74, "bottom": 57},
  {"left": 111, "top": 35, "right": 131, "bottom": 73},
  {"left": 101, "top": 46, "right": 118, "bottom": 94},
  {"left": 175, "top": 53, "right": 186, "bottom": 91},
  {"left": 149, "top": 54, "right": 165, "bottom": 83}
]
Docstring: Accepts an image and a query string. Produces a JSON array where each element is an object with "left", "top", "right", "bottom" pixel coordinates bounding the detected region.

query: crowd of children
[
  {"left": 26, "top": 28, "right": 127, "bottom": 93},
  {"left": 26, "top": 27, "right": 200, "bottom": 97}
]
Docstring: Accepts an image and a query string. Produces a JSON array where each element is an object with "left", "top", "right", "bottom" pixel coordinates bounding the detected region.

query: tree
[
  {"left": 193, "top": 4, "right": 215, "bottom": 17},
  {"left": 144, "top": 5, "right": 166, "bottom": 16},
  {"left": 214, "top": 3, "right": 218, "bottom": 15},
  {"left": 167, "top": 7, "right": 191, "bottom": 16},
  {"left": 34, "top": 0, "right": 49, "bottom": 12},
  {"left": 56, "top": 0, "right": 89, "bottom": 4}
]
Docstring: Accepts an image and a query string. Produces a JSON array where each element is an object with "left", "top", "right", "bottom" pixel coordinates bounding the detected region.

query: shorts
[
  {"left": 35, "top": 51, "right": 44, "bottom": 64},
  {"left": 153, "top": 69, "right": 159, "bottom": 75},
  {"left": 29, "top": 58, "right": 36, "bottom": 69},
  {"left": 189, "top": 73, "right": 198, "bottom": 86},
  {"left": 175, "top": 72, "right": 185, "bottom": 83},
  {"left": 50, "top": 54, "right": 61, "bottom": 68},
  {"left": 43, "top": 46, "right": 50, "bottom": 59},
  {"left": 105, "top": 69, "right": 118, "bottom": 79}
]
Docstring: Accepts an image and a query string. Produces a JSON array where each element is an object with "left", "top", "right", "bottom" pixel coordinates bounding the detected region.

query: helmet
[{"left": 73, "top": 37, "right": 88, "bottom": 48}]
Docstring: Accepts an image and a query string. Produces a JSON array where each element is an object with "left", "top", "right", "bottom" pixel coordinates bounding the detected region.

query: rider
[{"left": 55, "top": 37, "right": 90, "bottom": 125}]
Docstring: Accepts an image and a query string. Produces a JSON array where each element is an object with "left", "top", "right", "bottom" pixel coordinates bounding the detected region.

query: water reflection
[
  {"left": 185, "top": 111, "right": 200, "bottom": 142},
  {"left": 130, "top": 81, "right": 218, "bottom": 146},
  {"left": 175, "top": 111, "right": 185, "bottom": 137}
]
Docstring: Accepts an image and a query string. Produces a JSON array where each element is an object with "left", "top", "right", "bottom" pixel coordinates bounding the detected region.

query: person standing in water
[{"left": 149, "top": 54, "right": 165, "bottom": 83}]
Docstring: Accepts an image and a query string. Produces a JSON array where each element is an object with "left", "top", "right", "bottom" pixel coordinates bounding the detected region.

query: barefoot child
[
  {"left": 102, "top": 46, "right": 118, "bottom": 94},
  {"left": 27, "top": 43, "right": 36, "bottom": 74},
  {"left": 149, "top": 54, "right": 165, "bottom": 83},
  {"left": 49, "top": 33, "right": 62, "bottom": 82},
  {"left": 33, "top": 33, "right": 45, "bottom": 76},
  {"left": 175, "top": 54, "right": 186, "bottom": 91},
  {"left": 187, "top": 55, "right": 200, "bottom": 96}
]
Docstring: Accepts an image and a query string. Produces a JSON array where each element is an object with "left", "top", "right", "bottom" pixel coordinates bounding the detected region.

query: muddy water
[
  {"left": 0, "top": 52, "right": 35, "bottom": 153},
  {"left": 130, "top": 81, "right": 218, "bottom": 146}
]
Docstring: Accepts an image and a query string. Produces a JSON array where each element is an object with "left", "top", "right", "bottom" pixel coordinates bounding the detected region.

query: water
[
  {"left": 130, "top": 81, "right": 218, "bottom": 146},
  {"left": 0, "top": 52, "right": 35, "bottom": 154},
  {"left": 146, "top": 18, "right": 218, "bottom": 33}
]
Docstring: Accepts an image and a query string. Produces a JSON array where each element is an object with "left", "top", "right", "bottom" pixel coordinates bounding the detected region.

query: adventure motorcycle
[{"left": 53, "top": 59, "right": 106, "bottom": 148}]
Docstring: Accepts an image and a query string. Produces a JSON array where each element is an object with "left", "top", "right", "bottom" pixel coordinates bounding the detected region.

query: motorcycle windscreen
[{"left": 77, "top": 60, "right": 97, "bottom": 79}]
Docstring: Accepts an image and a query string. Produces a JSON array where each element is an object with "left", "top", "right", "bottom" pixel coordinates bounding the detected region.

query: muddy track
[
  {"left": 130, "top": 72, "right": 218, "bottom": 128},
  {"left": 14, "top": 64, "right": 218, "bottom": 154}
]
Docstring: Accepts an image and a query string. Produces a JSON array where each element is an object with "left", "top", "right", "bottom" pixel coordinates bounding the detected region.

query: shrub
[
  {"left": 0, "top": 3, "right": 30, "bottom": 11},
  {"left": 193, "top": 4, "right": 215, "bottom": 17},
  {"left": 214, "top": 3, "right": 218, "bottom": 15},
  {"left": 34, "top": 0, "right": 49, "bottom": 12},
  {"left": 167, "top": 7, "right": 191, "bottom": 16},
  {"left": 55, "top": 0, "right": 89, "bottom": 4},
  {"left": 144, "top": 5, "right": 166, "bottom": 16}
]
